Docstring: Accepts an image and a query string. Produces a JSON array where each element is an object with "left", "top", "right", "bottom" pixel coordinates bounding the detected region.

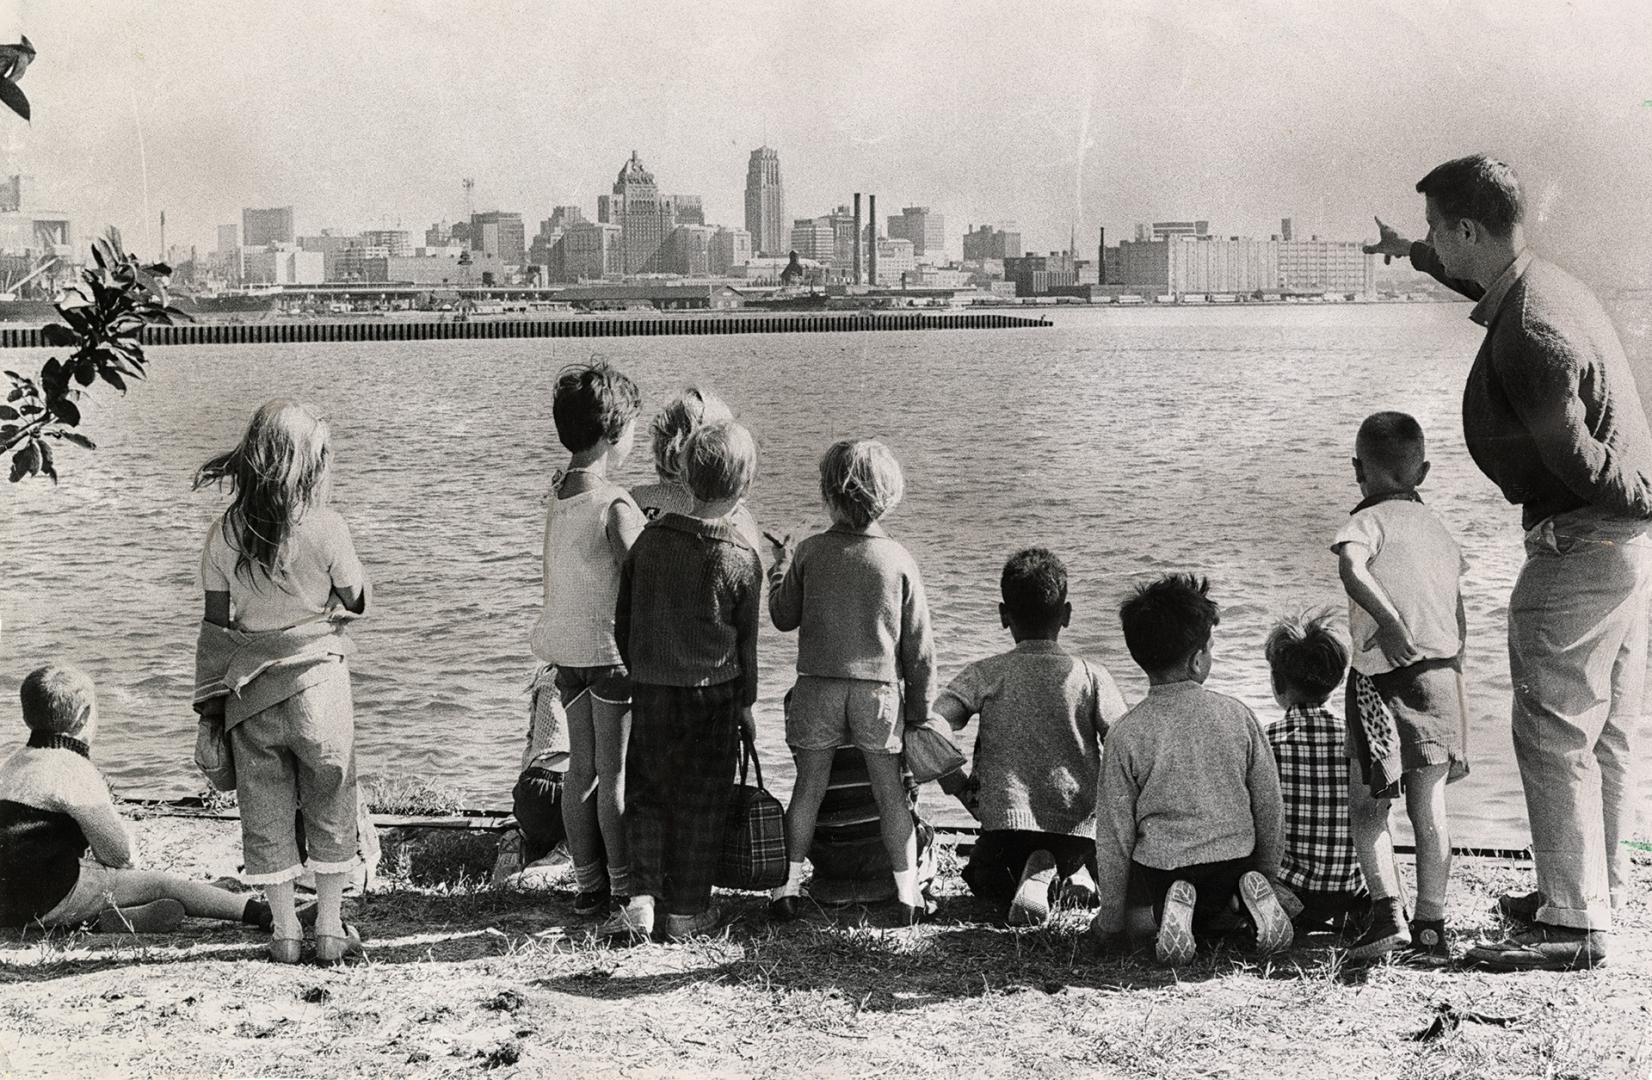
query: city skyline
[{"left": 3, "top": 4, "right": 1651, "bottom": 287}]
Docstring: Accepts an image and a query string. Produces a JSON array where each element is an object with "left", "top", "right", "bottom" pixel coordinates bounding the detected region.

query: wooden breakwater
[{"left": 0, "top": 310, "right": 1050, "bottom": 348}]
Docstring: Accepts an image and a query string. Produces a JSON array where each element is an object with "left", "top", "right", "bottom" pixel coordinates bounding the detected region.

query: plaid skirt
[{"left": 625, "top": 680, "right": 742, "bottom": 916}]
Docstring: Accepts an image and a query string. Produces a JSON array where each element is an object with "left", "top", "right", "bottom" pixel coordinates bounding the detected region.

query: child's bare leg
[
  {"left": 1347, "top": 769, "right": 1402, "bottom": 903},
  {"left": 863, "top": 752, "right": 919, "bottom": 905},
  {"left": 560, "top": 690, "right": 605, "bottom": 894},
  {"left": 775, "top": 748, "right": 835, "bottom": 899},
  {"left": 591, "top": 696, "right": 632, "bottom": 896},
  {"left": 1404, "top": 763, "right": 1452, "bottom": 921},
  {"left": 103, "top": 868, "right": 251, "bottom": 922}
]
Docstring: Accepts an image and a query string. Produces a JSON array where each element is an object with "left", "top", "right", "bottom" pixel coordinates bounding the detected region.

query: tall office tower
[
  {"left": 744, "top": 146, "right": 785, "bottom": 257},
  {"left": 242, "top": 206, "right": 295, "bottom": 247},
  {"left": 887, "top": 206, "right": 946, "bottom": 259},
  {"left": 1281, "top": 217, "right": 1294, "bottom": 242},
  {"left": 469, "top": 211, "right": 525, "bottom": 264},
  {"left": 601, "top": 151, "right": 676, "bottom": 275}
]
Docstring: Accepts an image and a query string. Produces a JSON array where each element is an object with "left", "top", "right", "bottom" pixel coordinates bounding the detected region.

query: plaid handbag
[{"left": 717, "top": 732, "right": 789, "bottom": 891}]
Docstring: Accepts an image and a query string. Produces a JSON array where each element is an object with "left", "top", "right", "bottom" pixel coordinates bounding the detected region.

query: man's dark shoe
[
  {"left": 1347, "top": 898, "right": 1409, "bottom": 960},
  {"left": 768, "top": 895, "right": 801, "bottom": 923},
  {"left": 1465, "top": 924, "right": 1607, "bottom": 971},
  {"left": 1496, "top": 890, "right": 1544, "bottom": 924}
]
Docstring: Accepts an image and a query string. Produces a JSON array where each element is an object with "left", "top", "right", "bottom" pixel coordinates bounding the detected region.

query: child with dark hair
[
  {"left": 1091, "top": 573, "right": 1291, "bottom": 966},
  {"left": 933, "top": 548, "right": 1127, "bottom": 925},
  {"left": 1263, "top": 612, "right": 1367, "bottom": 932},
  {"left": 528, "top": 361, "right": 645, "bottom": 918},
  {"left": 1335, "top": 411, "right": 1468, "bottom": 962}
]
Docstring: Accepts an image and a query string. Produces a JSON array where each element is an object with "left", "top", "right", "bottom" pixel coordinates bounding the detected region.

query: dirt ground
[{"left": 1, "top": 811, "right": 1649, "bottom": 1079}]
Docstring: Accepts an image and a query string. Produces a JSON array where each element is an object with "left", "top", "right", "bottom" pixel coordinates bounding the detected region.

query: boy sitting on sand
[
  {"left": 932, "top": 548, "right": 1126, "bottom": 925},
  {"left": 1090, "top": 574, "right": 1293, "bottom": 966},
  {"left": 1, "top": 664, "right": 289, "bottom": 935}
]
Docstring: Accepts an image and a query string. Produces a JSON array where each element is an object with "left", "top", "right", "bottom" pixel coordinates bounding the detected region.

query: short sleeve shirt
[
  {"left": 201, "top": 508, "right": 366, "bottom": 632},
  {"left": 1332, "top": 498, "right": 1463, "bottom": 675}
]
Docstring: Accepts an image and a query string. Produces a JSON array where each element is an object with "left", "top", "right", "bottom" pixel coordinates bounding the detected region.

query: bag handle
[{"left": 739, "top": 727, "right": 766, "bottom": 791}]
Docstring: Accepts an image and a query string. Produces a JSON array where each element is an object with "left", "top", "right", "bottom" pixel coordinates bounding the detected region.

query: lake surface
[{"left": 6, "top": 300, "right": 1652, "bottom": 846}]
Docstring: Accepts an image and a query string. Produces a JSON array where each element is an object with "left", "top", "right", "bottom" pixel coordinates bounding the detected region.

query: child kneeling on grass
[
  {"left": 606, "top": 420, "right": 764, "bottom": 941},
  {"left": 0, "top": 665, "right": 285, "bottom": 936},
  {"left": 1090, "top": 573, "right": 1293, "bottom": 966},
  {"left": 1262, "top": 613, "right": 1369, "bottom": 933},
  {"left": 932, "top": 548, "right": 1127, "bottom": 926}
]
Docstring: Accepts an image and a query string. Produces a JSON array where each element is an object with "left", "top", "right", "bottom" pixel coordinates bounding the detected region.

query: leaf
[
  {"left": 142, "top": 262, "right": 172, "bottom": 277},
  {"left": 37, "top": 440, "right": 55, "bottom": 483},
  {"left": 90, "top": 240, "right": 108, "bottom": 270},
  {"left": 73, "top": 357, "right": 95, "bottom": 386},
  {"left": 98, "top": 369, "right": 125, "bottom": 393},
  {"left": 10, "top": 440, "right": 40, "bottom": 482},
  {"left": 0, "top": 77, "right": 30, "bottom": 122},
  {"left": 48, "top": 397, "right": 79, "bottom": 426},
  {"left": 0, "top": 405, "right": 16, "bottom": 420},
  {"left": 58, "top": 431, "right": 95, "bottom": 450},
  {"left": 40, "top": 324, "right": 78, "bottom": 347}
]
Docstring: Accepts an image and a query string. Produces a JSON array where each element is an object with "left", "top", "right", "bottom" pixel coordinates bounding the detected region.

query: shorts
[
  {"left": 1345, "top": 657, "right": 1469, "bottom": 788},
  {"left": 555, "top": 664, "right": 631, "bottom": 708},
  {"left": 513, "top": 765, "right": 567, "bottom": 863},
  {"left": 785, "top": 676, "right": 902, "bottom": 754},
  {"left": 39, "top": 859, "right": 120, "bottom": 927}
]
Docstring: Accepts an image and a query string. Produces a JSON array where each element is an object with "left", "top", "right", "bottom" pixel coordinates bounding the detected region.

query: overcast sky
[{"left": 3, "top": 1, "right": 1651, "bottom": 286}]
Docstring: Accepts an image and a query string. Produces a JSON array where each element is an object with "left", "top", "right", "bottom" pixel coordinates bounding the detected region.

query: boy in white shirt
[{"left": 1334, "top": 411, "right": 1469, "bottom": 961}]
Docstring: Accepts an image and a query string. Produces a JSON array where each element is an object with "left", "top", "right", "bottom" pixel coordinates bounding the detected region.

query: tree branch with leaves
[{"left": 2, "top": 231, "right": 189, "bottom": 482}]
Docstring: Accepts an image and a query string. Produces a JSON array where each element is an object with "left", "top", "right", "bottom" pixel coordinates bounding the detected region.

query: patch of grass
[{"left": 359, "top": 775, "right": 469, "bottom": 816}]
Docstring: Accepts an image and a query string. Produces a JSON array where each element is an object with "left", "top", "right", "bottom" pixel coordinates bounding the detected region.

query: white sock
[
  {"left": 893, "top": 867, "right": 922, "bottom": 907},
  {"left": 771, "top": 860, "right": 807, "bottom": 900}
]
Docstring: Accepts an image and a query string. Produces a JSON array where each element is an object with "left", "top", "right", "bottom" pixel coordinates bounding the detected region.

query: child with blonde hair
[
  {"left": 609, "top": 420, "right": 764, "bottom": 940},
  {"left": 528, "top": 362, "right": 645, "bottom": 917},
  {"left": 631, "top": 386, "right": 762, "bottom": 552},
  {"left": 767, "top": 439, "right": 937, "bottom": 924},
  {"left": 193, "top": 399, "right": 368, "bottom": 965}
]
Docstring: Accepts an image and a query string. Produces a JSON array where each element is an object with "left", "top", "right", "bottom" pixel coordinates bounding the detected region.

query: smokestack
[
  {"left": 159, "top": 210, "right": 167, "bottom": 263},
  {"left": 852, "top": 194, "right": 862, "bottom": 286},
  {"left": 867, "top": 194, "right": 877, "bottom": 286},
  {"left": 1098, "top": 226, "right": 1106, "bottom": 285}
]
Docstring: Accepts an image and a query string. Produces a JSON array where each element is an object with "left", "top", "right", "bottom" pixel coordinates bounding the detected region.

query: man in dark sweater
[{"left": 1367, "top": 155, "right": 1652, "bottom": 970}]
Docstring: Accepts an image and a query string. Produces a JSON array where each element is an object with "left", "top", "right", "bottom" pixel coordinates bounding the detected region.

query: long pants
[
  {"left": 626, "top": 680, "right": 741, "bottom": 917},
  {"left": 1127, "top": 855, "right": 1253, "bottom": 931},
  {"left": 962, "top": 830, "right": 1096, "bottom": 901},
  {"left": 1508, "top": 508, "right": 1652, "bottom": 931}
]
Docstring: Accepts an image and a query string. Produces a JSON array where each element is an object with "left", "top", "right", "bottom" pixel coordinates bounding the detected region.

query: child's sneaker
[
  {"left": 1056, "top": 865, "right": 1101, "bottom": 909},
  {"left": 1006, "top": 849, "right": 1057, "bottom": 927},
  {"left": 599, "top": 899, "right": 655, "bottom": 943},
  {"left": 572, "top": 886, "right": 611, "bottom": 917},
  {"left": 664, "top": 904, "right": 725, "bottom": 941},
  {"left": 1239, "top": 871, "right": 1294, "bottom": 955},
  {"left": 1403, "top": 919, "right": 1451, "bottom": 966},
  {"left": 1156, "top": 880, "right": 1198, "bottom": 966},
  {"left": 1347, "top": 898, "right": 1410, "bottom": 960}
]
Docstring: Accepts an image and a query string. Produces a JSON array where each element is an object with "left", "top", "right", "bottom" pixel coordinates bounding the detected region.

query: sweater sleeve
[
  {"left": 1244, "top": 710, "right": 1285, "bottom": 878},
  {"left": 1092, "top": 725, "right": 1139, "bottom": 933},
  {"left": 768, "top": 543, "right": 802, "bottom": 632},
  {"left": 899, "top": 562, "right": 937, "bottom": 727},
  {"left": 733, "top": 547, "right": 762, "bottom": 706},
  {"left": 60, "top": 764, "right": 134, "bottom": 869},
  {"left": 1495, "top": 314, "right": 1652, "bottom": 519},
  {"left": 1409, "top": 240, "right": 1485, "bottom": 301}
]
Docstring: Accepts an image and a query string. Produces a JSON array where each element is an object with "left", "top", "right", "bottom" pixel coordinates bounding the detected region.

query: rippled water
[{"left": 6, "top": 301, "right": 1651, "bottom": 846}]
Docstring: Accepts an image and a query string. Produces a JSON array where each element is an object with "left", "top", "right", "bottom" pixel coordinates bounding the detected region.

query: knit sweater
[
  {"left": 1093, "top": 680, "right": 1285, "bottom": 933},
  {"left": 932, "top": 640, "right": 1127, "bottom": 836},
  {"left": 615, "top": 512, "right": 762, "bottom": 704},
  {"left": 768, "top": 523, "right": 936, "bottom": 726},
  {"left": 0, "top": 737, "right": 134, "bottom": 926},
  {"left": 1412, "top": 241, "right": 1652, "bottom": 529}
]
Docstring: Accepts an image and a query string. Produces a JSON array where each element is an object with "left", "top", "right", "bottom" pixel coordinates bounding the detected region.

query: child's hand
[
  {"left": 762, "top": 529, "right": 794, "bottom": 563},
  {"left": 738, "top": 706, "right": 757, "bottom": 743},
  {"left": 1367, "top": 621, "right": 1422, "bottom": 668}
]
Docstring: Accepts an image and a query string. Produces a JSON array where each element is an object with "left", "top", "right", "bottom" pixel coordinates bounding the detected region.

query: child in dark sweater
[
  {"left": 607, "top": 421, "right": 763, "bottom": 941},
  {"left": 933, "top": 548, "right": 1127, "bottom": 926}
]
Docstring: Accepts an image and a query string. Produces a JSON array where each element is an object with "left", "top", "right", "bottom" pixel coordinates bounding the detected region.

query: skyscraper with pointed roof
[
  {"left": 598, "top": 150, "right": 677, "bottom": 275},
  {"left": 744, "top": 146, "right": 785, "bottom": 258}
]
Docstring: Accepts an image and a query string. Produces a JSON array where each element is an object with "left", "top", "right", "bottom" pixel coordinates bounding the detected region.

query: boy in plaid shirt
[{"left": 1263, "top": 614, "right": 1368, "bottom": 933}]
